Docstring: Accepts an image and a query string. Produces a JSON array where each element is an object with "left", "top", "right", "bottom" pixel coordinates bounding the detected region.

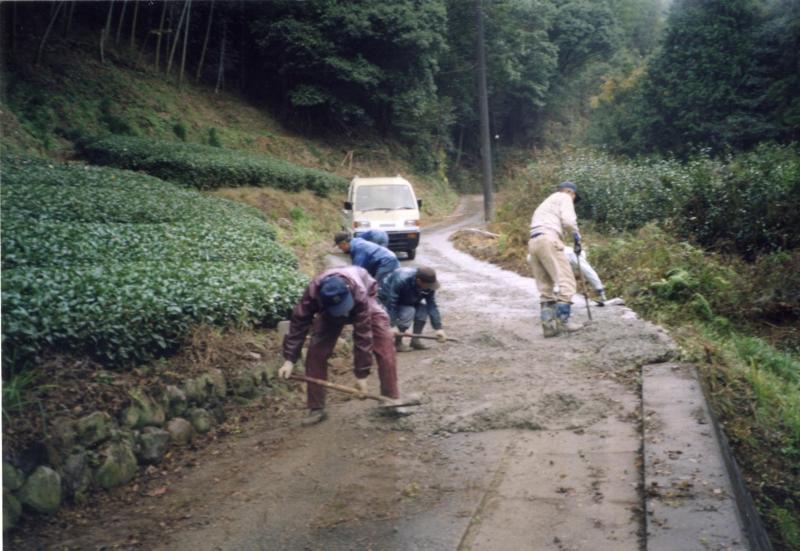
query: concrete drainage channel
[{"left": 641, "top": 361, "right": 772, "bottom": 550}]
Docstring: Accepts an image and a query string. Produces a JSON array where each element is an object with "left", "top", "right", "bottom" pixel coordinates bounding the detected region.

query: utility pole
[{"left": 475, "top": 0, "right": 493, "bottom": 221}]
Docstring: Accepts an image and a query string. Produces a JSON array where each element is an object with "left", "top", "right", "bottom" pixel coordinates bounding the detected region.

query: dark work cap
[
  {"left": 557, "top": 181, "right": 581, "bottom": 203},
  {"left": 416, "top": 267, "right": 440, "bottom": 290},
  {"left": 320, "top": 276, "right": 354, "bottom": 317}
]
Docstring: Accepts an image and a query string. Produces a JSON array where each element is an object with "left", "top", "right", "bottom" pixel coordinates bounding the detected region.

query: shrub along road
[{"left": 16, "top": 197, "right": 748, "bottom": 550}]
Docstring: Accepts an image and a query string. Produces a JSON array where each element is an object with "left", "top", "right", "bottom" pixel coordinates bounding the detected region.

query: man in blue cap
[
  {"left": 528, "top": 181, "right": 584, "bottom": 337},
  {"left": 335, "top": 232, "right": 399, "bottom": 290},
  {"left": 278, "top": 266, "right": 400, "bottom": 425}
]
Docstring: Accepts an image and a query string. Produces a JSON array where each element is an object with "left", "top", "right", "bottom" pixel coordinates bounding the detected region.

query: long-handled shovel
[
  {"left": 288, "top": 373, "right": 422, "bottom": 408},
  {"left": 575, "top": 253, "right": 593, "bottom": 322},
  {"left": 408, "top": 334, "right": 460, "bottom": 343}
]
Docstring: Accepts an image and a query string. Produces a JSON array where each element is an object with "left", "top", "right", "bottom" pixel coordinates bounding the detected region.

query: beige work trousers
[{"left": 528, "top": 234, "right": 576, "bottom": 303}]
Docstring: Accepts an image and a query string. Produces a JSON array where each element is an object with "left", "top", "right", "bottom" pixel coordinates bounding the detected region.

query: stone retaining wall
[{"left": 3, "top": 362, "right": 278, "bottom": 531}]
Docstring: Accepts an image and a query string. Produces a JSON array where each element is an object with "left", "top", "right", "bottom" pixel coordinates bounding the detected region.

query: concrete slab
[
  {"left": 643, "top": 362, "right": 748, "bottom": 550},
  {"left": 458, "top": 420, "right": 642, "bottom": 551}
]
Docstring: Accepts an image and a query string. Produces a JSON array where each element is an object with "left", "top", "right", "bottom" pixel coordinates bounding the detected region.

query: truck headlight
[
  {"left": 353, "top": 220, "right": 371, "bottom": 229},
  {"left": 404, "top": 220, "right": 419, "bottom": 227}
]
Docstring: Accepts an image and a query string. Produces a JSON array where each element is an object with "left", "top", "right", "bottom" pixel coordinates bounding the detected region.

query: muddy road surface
[{"left": 20, "top": 197, "right": 691, "bottom": 550}]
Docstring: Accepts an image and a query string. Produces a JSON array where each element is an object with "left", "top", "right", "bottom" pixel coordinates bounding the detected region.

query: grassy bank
[{"left": 1, "top": 44, "right": 457, "bottom": 219}]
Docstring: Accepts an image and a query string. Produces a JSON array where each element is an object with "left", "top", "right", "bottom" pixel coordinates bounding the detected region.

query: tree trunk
[
  {"left": 454, "top": 127, "right": 465, "bottom": 169},
  {"left": 165, "top": 2, "right": 175, "bottom": 69},
  {"left": 178, "top": 0, "right": 191, "bottom": 87},
  {"left": 10, "top": 1, "right": 17, "bottom": 54},
  {"left": 154, "top": 1, "right": 167, "bottom": 71},
  {"left": 167, "top": 1, "right": 188, "bottom": 75},
  {"left": 215, "top": 20, "right": 226, "bottom": 94},
  {"left": 238, "top": 0, "right": 246, "bottom": 90},
  {"left": 129, "top": 0, "right": 138, "bottom": 49},
  {"left": 195, "top": 0, "right": 214, "bottom": 82},
  {"left": 100, "top": 0, "right": 114, "bottom": 63},
  {"left": 475, "top": 0, "right": 493, "bottom": 221},
  {"left": 63, "top": 2, "right": 76, "bottom": 37},
  {"left": 115, "top": 0, "right": 127, "bottom": 45},
  {"left": 36, "top": 1, "right": 65, "bottom": 65}
]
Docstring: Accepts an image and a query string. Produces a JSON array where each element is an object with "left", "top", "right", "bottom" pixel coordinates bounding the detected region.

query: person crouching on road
[
  {"left": 528, "top": 181, "right": 584, "bottom": 337},
  {"left": 380, "top": 266, "right": 446, "bottom": 352},
  {"left": 278, "top": 266, "right": 400, "bottom": 425},
  {"left": 335, "top": 232, "right": 400, "bottom": 291},
  {"left": 563, "top": 246, "right": 607, "bottom": 305},
  {"left": 359, "top": 229, "right": 390, "bottom": 248}
]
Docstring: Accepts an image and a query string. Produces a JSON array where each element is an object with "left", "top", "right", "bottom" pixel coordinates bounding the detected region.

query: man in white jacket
[{"left": 528, "top": 181, "right": 583, "bottom": 337}]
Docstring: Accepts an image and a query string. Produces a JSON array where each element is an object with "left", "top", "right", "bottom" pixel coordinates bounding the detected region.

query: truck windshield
[{"left": 355, "top": 185, "right": 415, "bottom": 211}]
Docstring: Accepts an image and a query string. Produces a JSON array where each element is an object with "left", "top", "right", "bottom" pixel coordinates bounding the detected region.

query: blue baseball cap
[
  {"left": 557, "top": 181, "right": 581, "bottom": 203},
  {"left": 320, "top": 276, "right": 354, "bottom": 317}
]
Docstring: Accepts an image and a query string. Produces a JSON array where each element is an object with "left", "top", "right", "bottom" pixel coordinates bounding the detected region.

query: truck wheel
[{"left": 406, "top": 249, "right": 416, "bottom": 260}]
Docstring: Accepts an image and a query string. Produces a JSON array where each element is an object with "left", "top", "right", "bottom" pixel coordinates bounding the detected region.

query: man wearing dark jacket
[
  {"left": 381, "top": 266, "right": 447, "bottom": 352},
  {"left": 278, "top": 266, "right": 399, "bottom": 425},
  {"left": 335, "top": 232, "right": 400, "bottom": 289}
]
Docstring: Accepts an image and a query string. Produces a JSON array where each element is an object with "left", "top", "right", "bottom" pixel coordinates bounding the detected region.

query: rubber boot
[
  {"left": 540, "top": 301, "right": 559, "bottom": 338},
  {"left": 555, "top": 302, "right": 582, "bottom": 333},
  {"left": 410, "top": 320, "right": 429, "bottom": 350},
  {"left": 395, "top": 334, "right": 411, "bottom": 353}
]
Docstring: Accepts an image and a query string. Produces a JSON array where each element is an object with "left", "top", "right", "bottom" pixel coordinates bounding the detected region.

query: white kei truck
[{"left": 342, "top": 176, "right": 422, "bottom": 259}]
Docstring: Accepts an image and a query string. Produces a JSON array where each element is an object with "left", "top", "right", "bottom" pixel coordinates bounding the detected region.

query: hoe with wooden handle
[{"left": 289, "top": 373, "right": 422, "bottom": 408}]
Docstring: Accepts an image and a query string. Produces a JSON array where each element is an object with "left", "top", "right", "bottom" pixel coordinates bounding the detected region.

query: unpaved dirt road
[{"left": 19, "top": 196, "right": 729, "bottom": 551}]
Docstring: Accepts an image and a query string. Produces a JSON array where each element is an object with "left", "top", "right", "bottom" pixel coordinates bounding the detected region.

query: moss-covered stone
[
  {"left": 199, "top": 369, "right": 227, "bottom": 400},
  {"left": 61, "top": 450, "right": 92, "bottom": 503},
  {"left": 232, "top": 373, "right": 257, "bottom": 398},
  {"left": 164, "top": 385, "right": 188, "bottom": 418},
  {"left": 3, "top": 488, "right": 22, "bottom": 531},
  {"left": 94, "top": 441, "right": 138, "bottom": 490},
  {"left": 188, "top": 408, "right": 213, "bottom": 434},
  {"left": 166, "top": 417, "right": 193, "bottom": 446},
  {"left": 3, "top": 462, "right": 25, "bottom": 492},
  {"left": 45, "top": 416, "right": 77, "bottom": 466},
  {"left": 182, "top": 378, "right": 206, "bottom": 404},
  {"left": 137, "top": 428, "right": 170, "bottom": 464},
  {"left": 18, "top": 466, "right": 62, "bottom": 514},
  {"left": 123, "top": 388, "right": 166, "bottom": 429},
  {"left": 76, "top": 411, "right": 114, "bottom": 448}
]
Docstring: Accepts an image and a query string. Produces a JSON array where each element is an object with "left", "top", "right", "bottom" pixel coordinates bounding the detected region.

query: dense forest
[{"left": 5, "top": 0, "right": 797, "bottom": 165}]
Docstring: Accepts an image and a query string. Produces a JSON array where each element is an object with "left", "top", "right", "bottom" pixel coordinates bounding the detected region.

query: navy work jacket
[{"left": 381, "top": 267, "right": 442, "bottom": 330}]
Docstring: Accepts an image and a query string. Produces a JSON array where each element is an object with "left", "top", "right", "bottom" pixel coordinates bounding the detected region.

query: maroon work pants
[{"left": 304, "top": 306, "right": 399, "bottom": 410}]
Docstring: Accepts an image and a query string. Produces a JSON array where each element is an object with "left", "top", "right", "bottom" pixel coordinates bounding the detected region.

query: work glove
[
  {"left": 278, "top": 360, "right": 294, "bottom": 379},
  {"left": 435, "top": 329, "right": 447, "bottom": 343},
  {"left": 354, "top": 377, "right": 368, "bottom": 397},
  {"left": 573, "top": 232, "right": 582, "bottom": 256}
]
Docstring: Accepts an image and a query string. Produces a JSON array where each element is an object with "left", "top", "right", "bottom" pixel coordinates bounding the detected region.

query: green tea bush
[
  {"left": 523, "top": 144, "right": 800, "bottom": 257},
  {"left": 1, "top": 155, "right": 308, "bottom": 371},
  {"left": 79, "top": 135, "right": 348, "bottom": 197}
]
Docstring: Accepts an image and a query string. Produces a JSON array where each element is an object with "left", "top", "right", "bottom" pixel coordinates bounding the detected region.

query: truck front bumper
[{"left": 387, "top": 231, "right": 420, "bottom": 252}]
